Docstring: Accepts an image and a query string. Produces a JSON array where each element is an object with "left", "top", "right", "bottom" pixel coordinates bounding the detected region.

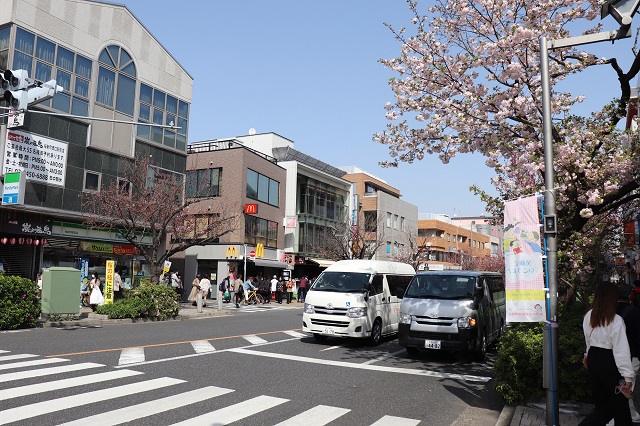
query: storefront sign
[
  {"left": 113, "top": 245, "right": 137, "bottom": 255},
  {"left": 244, "top": 203, "right": 258, "bottom": 214},
  {"left": 284, "top": 216, "right": 297, "bottom": 228},
  {"left": 2, "top": 171, "right": 25, "bottom": 205},
  {"left": 104, "top": 260, "right": 114, "bottom": 305},
  {"left": 3, "top": 129, "right": 68, "bottom": 187},
  {"left": 52, "top": 221, "right": 152, "bottom": 244},
  {"left": 4, "top": 218, "right": 52, "bottom": 236},
  {"left": 79, "top": 241, "right": 112, "bottom": 254}
]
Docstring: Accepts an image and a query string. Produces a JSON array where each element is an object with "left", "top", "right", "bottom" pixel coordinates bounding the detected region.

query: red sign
[
  {"left": 244, "top": 204, "right": 258, "bottom": 214},
  {"left": 250, "top": 250, "right": 256, "bottom": 258},
  {"left": 113, "top": 245, "right": 137, "bottom": 255}
]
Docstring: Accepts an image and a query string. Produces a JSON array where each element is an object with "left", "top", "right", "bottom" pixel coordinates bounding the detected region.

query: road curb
[{"left": 495, "top": 404, "right": 516, "bottom": 426}]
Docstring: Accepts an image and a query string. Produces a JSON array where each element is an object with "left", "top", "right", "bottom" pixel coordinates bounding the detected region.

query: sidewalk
[{"left": 497, "top": 400, "right": 591, "bottom": 426}]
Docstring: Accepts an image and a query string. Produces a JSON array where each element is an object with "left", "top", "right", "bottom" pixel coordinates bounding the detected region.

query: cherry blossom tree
[
  {"left": 315, "top": 213, "right": 387, "bottom": 260},
  {"left": 392, "top": 231, "right": 435, "bottom": 270},
  {"left": 377, "top": 0, "right": 640, "bottom": 286},
  {"left": 81, "top": 156, "right": 240, "bottom": 283}
]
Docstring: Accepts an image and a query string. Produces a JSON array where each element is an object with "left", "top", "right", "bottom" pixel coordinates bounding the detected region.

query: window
[
  {"left": 365, "top": 183, "right": 377, "bottom": 194},
  {"left": 387, "top": 275, "right": 413, "bottom": 297},
  {"left": 96, "top": 45, "right": 136, "bottom": 116},
  {"left": 393, "top": 214, "right": 398, "bottom": 230},
  {"left": 137, "top": 82, "right": 189, "bottom": 152},
  {"left": 246, "top": 169, "right": 279, "bottom": 207},
  {"left": 0, "top": 26, "right": 10, "bottom": 70},
  {"left": 400, "top": 216, "right": 405, "bottom": 231},
  {"left": 447, "top": 233, "right": 451, "bottom": 242},
  {"left": 364, "top": 211, "right": 377, "bottom": 232},
  {"left": 370, "top": 275, "right": 383, "bottom": 295},
  {"left": 386, "top": 212, "right": 391, "bottom": 228},
  {"left": 186, "top": 168, "right": 221, "bottom": 198},
  {"left": 84, "top": 171, "right": 101, "bottom": 192},
  {"left": 245, "top": 215, "right": 278, "bottom": 247}
]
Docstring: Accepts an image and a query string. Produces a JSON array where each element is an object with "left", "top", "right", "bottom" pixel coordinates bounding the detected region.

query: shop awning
[
  {"left": 307, "top": 258, "right": 335, "bottom": 268},
  {"left": 250, "top": 258, "right": 291, "bottom": 269}
]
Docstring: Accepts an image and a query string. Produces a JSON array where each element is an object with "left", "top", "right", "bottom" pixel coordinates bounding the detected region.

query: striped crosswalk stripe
[
  {"left": 57, "top": 386, "right": 234, "bottom": 426},
  {"left": 243, "top": 334, "right": 268, "bottom": 344},
  {"left": 191, "top": 340, "right": 215, "bottom": 353},
  {"left": 371, "top": 415, "right": 421, "bottom": 426},
  {"left": 118, "top": 347, "right": 145, "bottom": 365},
  {"left": 169, "top": 395, "right": 289, "bottom": 425},
  {"left": 283, "top": 330, "right": 307, "bottom": 338},
  {"left": 273, "top": 404, "right": 351, "bottom": 425},
  {"left": 0, "top": 362, "right": 104, "bottom": 383},
  {"left": 0, "top": 353, "right": 38, "bottom": 362},
  {"left": 0, "top": 357, "right": 68, "bottom": 371}
]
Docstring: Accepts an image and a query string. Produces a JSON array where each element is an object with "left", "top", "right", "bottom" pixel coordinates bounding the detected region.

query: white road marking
[
  {"left": 283, "top": 331, "right": 307, "bottom": 338},
  {"left": 243, "top": 335, "right": 268, "bottom": 345},
  {"left": 370, "top": 415, "right": 421, "bottom": 426},
  {"left": 362, "top": 349, "right": 406, "bottom": 365},
  {"left": 0, "top": 362, "right": 104, "bottom": 383},
  {"left": 118, "top": 347, "right": 145, "bottom": 365},
  {"left": 58, "top": 386, "right": 234, "bottom": 426},
  {"left": 191, "top": 340, "right": 215, "bottom": 353},
  {"left": 273, "top": 404, "right": 351, "bottom": 425},
  {"left": 0, "top": 377, "right": 184, "bottom": 425},
  {"left": 0, "top": 357, "right": 68, "bottom": 371},
  {"left": 320, "top": 346, "right": 341, "bottom": 352},
  {"left": 0, "top": 354, "right": 38, "bottom": 362},
  {"left": 169, "top": 395, "right": 288, "bottom": 425},
  {"left": 0, "top": 369, "right": 142, "bottom": 400},
  {"left": 229, "top": 348, "right": 492, "bottom": 383}
]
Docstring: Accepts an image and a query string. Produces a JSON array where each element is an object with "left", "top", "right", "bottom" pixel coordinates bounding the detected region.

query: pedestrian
[
  {"left": 163, "top": 271, "right": 171, "bottom": 287},
  {"left": 199, "top": 274, "right": 211, "bottom": 307},
  {"left": 276, "top": 277, "right": 284, "bottom": 304},
  {"left": 580, "top": 282, "right": 635, "bottom": 426},
  {"left": 616, "top": 284, "right": 640, "bottom": 423},
  {"left": 234, "top": 275, "right": 244, "bottom": 308},
  {"left": 243, "top": 276, "right": 256, "bottom": 303},
  {"left": 88, "top": 271, "right": 104, "bottom": 311},
  {"left": 188, "top": 274, "right": 200, "bottom": 306},
  {"left": 298, "top": 275, "right": 309, "bottom": 303},
  {"left": 286, "top": 277, "right": 295, "bottom": 304},
  {"left": 270, "top": 275, "right": 278, "bottom": 304},
  {"left": 113, "top": 269, "right": 123, "bottom": 300},
  {"left": 171, "top": 270, "right": 182, "bottom": 299}
]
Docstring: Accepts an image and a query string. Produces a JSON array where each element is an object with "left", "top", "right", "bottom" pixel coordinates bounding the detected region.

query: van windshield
[
  {"left": 405, "top": 275, "right": 477, "bottom": 299},
  {"left": 309, "top": 272, "right": 371, "bottom": 293}
]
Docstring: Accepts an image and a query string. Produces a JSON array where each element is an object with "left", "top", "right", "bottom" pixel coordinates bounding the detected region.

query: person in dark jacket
[{"left": 616, "top": 284, "right": 640, "bottom": 423}]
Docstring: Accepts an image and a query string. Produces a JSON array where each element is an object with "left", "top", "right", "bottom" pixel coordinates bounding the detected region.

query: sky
[{"left": 122, "top": 0, "right": 638, "bottom": 219}]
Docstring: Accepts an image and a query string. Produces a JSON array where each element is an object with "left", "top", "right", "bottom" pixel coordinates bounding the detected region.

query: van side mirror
[{"left": 475, "top": 285, "right": 485, "bottom": 298}]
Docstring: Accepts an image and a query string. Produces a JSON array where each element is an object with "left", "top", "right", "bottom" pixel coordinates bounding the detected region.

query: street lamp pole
[{"left": 539, "top": 3, "right": 639, "bottom": 421}]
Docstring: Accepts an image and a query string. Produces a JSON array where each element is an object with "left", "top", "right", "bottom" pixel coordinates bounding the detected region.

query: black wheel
[
  {"left": 257, "top": 294, "right": 264, "bottom": 304},
  {"left": 474, "top": 332, "right": 487, "bottom": 361},
  {"left": 313, "top": 333, "right": 327, "bottom": 342},
  {"left": 406, "top": 346, "right": 419, "bottom": 357},
  {"left": 368, "top": 319, "right": 382, "bottom": 346}
]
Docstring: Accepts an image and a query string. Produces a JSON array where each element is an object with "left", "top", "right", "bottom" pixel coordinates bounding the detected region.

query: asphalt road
[{"left": 0, "top": 305, "right": 505, "bottom": 425}]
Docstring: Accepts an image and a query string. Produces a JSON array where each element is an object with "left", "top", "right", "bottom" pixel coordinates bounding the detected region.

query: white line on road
[
  {"left": 191, "top": 340, "right": 215, "bottom": 353},
  {"left": 362, "top": 349, "right": 406, "bottom": 365},
  {"left": 229, "top": 348, "right": 492, "bottom": 383},
  {"left": 0, "top": 362, "right": 104, "bottom": 383},
  {"left": 273, "top": 404, "right": 351, "bottom": 426},
  {"left": 243, "top": 335, "right": 269, "bottom": 345},
  {"left": 57, "top": 386, "right": 234, "bottom": 426},
  {"left": 118, "top": 347, "right": 145, "bottom": 365},
  {"left": 0, "top": 357, "right": 68, "bottom": 371},
  {"left": 283, "top": 331, "right": 307, "bottom": 338},
  {"left": 370, "top": 415, "right": 421, "bottom": 426},
  {"left": 0, "top": 369, "right": 143, "bottom": 400},
  {"left": 320, "top": 346, "right": 341, "bottom": 352},
  {"left": 169, "top": 395, "right": 289, "bottom": 425},
  {"left": 0, "top": 377, "right": 184, "bottom": 425},
  {"left": 0, "top": 353, "right": 38, "bottom": 362}
]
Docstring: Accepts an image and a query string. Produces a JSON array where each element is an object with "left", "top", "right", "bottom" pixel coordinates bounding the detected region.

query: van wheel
[
  {"left": 474, "top": 332, "right": 487, "bottom": 361},
  {"left": 313, "top": 333, "right": 327, "bottom": 343},
  {"left": 406, "top": 346, "right": 419, "bottom": 357},
  {"left": 368, "top": 319, "right": 382, "bottom": 346}
]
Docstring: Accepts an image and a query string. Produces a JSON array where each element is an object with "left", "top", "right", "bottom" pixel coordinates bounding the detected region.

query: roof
[
  {"left": 272, "top": 146, "right": 346, "bottom": 178},
  {"left": 324, "top": 260, "right": 415, "bottom": 274}
]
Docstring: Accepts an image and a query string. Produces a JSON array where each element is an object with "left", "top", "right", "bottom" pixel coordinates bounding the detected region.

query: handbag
[{"left": 224, "top": 291, "right": 230, "bottom": 298}]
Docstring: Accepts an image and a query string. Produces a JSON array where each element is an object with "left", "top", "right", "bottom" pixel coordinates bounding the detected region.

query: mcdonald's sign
[
  {"left": 225, "top": 246, "right": 238, "bottom": 258},
  {"left": 244, "top": 203, "right": 258, "bottom": 214},
  {"left": 255, "top": 243, "right": 264, "bottom": 258}
]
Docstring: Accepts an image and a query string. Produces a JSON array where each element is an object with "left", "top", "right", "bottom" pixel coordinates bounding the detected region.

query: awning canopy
[
  {"left": 250, "top": 258, "right": 291, "bottom": 269},
  {"left": 307, "top": 258, "right": 335, "bottom": 268}
]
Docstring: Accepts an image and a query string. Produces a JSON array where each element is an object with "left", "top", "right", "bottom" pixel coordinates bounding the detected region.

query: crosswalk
[
  {"left": 0, "top": 349, "right": 423, "bottom": 425},
  {"left": 222, "top": 303, "right": 302, "bottom": 313}
]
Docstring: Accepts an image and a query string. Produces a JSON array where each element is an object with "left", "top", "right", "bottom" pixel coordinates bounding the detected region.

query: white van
[{"left": 302, "top": 260, "right": 415, "bottom": 345}]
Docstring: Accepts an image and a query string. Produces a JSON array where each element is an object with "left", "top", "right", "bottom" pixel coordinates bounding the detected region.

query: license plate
[
  {"left": 323, "top": 327, "right": 335, "bottom": 335},
  {"left": 424, "top": 339, "right": 441, "bottom": 349}
]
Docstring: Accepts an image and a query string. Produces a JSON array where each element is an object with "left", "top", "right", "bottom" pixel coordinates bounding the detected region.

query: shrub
[
  {"left": 96, "top": 282, "right": 179, "bottom": 320},
  {"left": 0, "top": 274, "right": 41, "bottom": 330},
  {"left": 494, "top": 303, "right": 590, "bottom": 405}
]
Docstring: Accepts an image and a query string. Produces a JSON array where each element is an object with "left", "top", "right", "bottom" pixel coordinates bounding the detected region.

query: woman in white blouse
[{"left": 581, "top": 282, "right": 635, "bottom": 425}]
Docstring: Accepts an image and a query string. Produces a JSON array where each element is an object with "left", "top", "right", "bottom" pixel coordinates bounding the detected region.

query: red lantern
[
  {"left": 9, "top": 238, "right": 15, "bottom": 245},
  {"left": 1, "top": 238, "right": 7, "bottom": 244},
  {"left": 18, "top": 238, "right": 24, "bottom": 245},
  {"left": 41, "top": 239, "right": 46, "bottom": 246},
  {"left": 34, "top": 239, "right": 40, "bottom": 246},
  {"left": 26, "top": 238, "right": 32, "bottom": 245}
]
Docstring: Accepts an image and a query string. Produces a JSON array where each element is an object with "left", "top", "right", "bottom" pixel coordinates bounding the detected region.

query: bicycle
[{"left": 245, "top": 289, "right": 264, "bottom": 305}]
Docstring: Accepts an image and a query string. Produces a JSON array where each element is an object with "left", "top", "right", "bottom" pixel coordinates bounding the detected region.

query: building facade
[
  {"left": 179, "top": 140, "right": 289, "bottom": 288},
  {"left": 339, "top": 166, "right": 418, "bottom": 261},
  {"left": 0, "top": 0, "right": 191, "bottom": 284}
]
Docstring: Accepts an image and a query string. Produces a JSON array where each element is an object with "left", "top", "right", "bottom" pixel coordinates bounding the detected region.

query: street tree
[
  {"left": 315, "top": 212, "right": 387, "bottom": 260},
  {"left": 376, "top": 0, "right": 640, "bottom": 286},
  {"left": 392, "top": 231, "right": 436, "bottom": 270},
  {"left": 81, "top": 156, "right": 240, "bottom": 283}
]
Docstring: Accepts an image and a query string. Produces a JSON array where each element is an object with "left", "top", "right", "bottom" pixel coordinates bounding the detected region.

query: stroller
[{"left": 220, "top": 279, "right": 232, "bottom": 303}]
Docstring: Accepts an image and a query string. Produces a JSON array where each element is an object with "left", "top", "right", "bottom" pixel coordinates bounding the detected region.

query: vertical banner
[
  {"left": 504, "top": 196, "right": 545, "bottom": 322},
  {"left": 79, "top": 258, "right": 89, "bottom": 290},
  {"left": 161, "top": 260, "right": 171, "bottom": 280},
  {"left": 105, "top": 260, "right": 115, "bottom": 305}
]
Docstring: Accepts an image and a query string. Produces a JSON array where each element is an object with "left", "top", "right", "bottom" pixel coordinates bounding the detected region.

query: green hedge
[
  {"left": 494, "top": 303, "right": 590, "bottom": 405},
  {"left": 97, "top": 282, "right": 179, "bottom": 320},
  {"left": 0, "top": 274, "right": 41, "bottom": 330}
]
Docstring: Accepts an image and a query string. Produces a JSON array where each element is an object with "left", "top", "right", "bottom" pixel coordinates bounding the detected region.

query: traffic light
[{"left": 2, "top": 69, "right": 30, "bottom": 110}]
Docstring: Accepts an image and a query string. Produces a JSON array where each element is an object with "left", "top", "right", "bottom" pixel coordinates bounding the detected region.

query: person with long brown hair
[{"left": 580, "top": 282, "right": 635, "bottom": 425}]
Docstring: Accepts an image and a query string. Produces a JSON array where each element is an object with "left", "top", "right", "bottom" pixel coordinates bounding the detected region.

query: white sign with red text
[{"left": 3, "top": 129, "right": 68, "bottom": 187}]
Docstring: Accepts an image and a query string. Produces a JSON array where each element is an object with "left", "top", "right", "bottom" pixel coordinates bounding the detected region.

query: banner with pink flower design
[{"left": 503, "top": 195, "right": 545, "bottom": 322}]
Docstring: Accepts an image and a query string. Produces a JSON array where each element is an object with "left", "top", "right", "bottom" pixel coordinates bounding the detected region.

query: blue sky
[{"left": 122, "top": 0, "right": 635, "bottom": 218}]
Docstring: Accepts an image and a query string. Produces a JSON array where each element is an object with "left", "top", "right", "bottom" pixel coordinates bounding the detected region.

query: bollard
[
  {"left": 196, "top": 292, "right": 203, "bottom": 313},
  {"left": 218, "top": 290, "right": 223, "bottom": 310}
]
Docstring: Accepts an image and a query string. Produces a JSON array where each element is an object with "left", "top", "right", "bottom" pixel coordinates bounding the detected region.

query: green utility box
[{"left": 41, "top": 267, "right": 81, "bottom": 315}]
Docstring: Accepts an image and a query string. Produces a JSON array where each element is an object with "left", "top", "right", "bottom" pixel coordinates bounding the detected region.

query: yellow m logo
[
  {"left": 225, "top": 246, "right": 237, "bottom": 258},
  {"left": 256, "top": 243, "right": 264, "bottom": 258}
]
